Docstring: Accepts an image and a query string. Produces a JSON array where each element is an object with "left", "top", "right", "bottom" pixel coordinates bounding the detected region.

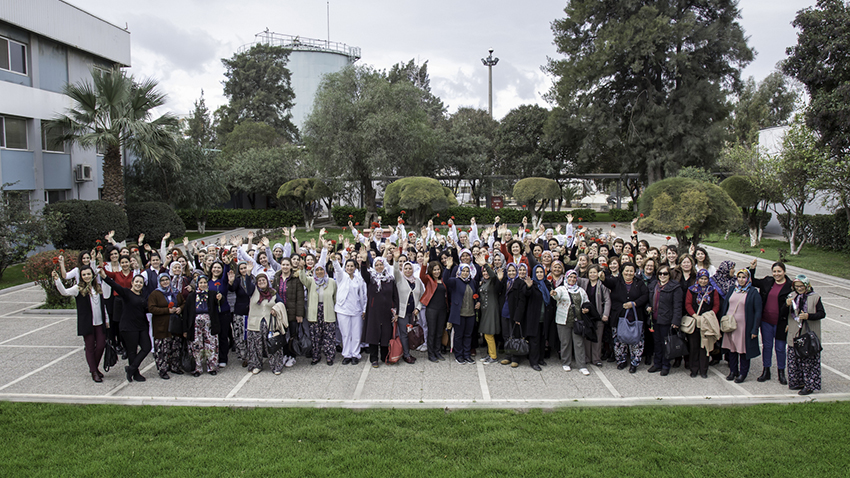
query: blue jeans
[{"left": 761, "top": 322, "right": 786, "bottom": 369}]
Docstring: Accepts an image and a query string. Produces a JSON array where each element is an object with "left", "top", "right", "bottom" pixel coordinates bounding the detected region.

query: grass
[
  {"left": 0, "top": 401, "right": 848, "bottom": 476},
  {"left": 0, "top": 264, "right": 31, "bottom": 290},
  {"left": 700, "top": 233, "right": 850, "bottom": 279}
]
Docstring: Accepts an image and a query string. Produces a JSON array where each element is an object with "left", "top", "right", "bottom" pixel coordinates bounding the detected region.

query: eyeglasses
[{"left": 658, "top": 272, "right": 670, "bottom": 276}]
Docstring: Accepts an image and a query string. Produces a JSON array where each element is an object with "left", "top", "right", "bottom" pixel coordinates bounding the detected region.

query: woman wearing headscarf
[
  {"left": 393, "top": 257, "right": 425, "bottom": 364},
  {"left": 246, "top": 273, "right": 284, "bottom": 374},
  {"left": 645, "top": 264, "right": 682, "bottom": 376},
  {"left": 500, "top": 263, "right": 527, "bottom": 367},
  {"left": 331, "top": 250, "right": 368, "bottom": 365},
  {"left": 552, "top": 269, "right": 592, "bottom": 375},
  {"left": 207, "top": 261, "right": 232, "bottom": 369},
  {"left": 228, "top": 261, "right": 255, "bottom": 367},
  {"left": 444, "top": 257, "right": 480, "bottom": 364},
  {"left": 476, "top": 251, "right": 503, "bottom": 364},
  {"left": 298, "top": 248, "right": 339, "bottom": 366},
  {"left": 272, "top": 256, "right": 305, "bottom": 368},
  {"left": 522, "top": 264, "right": 554, "bottom": 371},
  {"left": 361, "top": 250, "right": 400, "bottom": 368},
  {"left": 748, "top": 260, "right": 793, "bottom": 385},
  {"left": 684, "top": 269, "right": 721, "bottom": 378},
  {"left": 599, "top": 262, "right": 649, "bottom": 373},
  {"left": 147, "top": 273, "right": 184, "bottom": 379},
  {"left": 579, "top": 264, "right": 611, "bottom": 367},
  {"left": 183, "top": 274, "right": 220, "bottom": 376},
  {"left": 719, "top": 269, "right": 762, "bottom": 383},
  {"left": 785, "top": 275, "right": 825, "bottom": 395},
  {"left": 53, "top": 267, "right": 109, "bottom": 383}
]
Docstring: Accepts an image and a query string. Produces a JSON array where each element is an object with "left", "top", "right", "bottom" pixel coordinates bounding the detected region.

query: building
[
  {"left": 0, "top": 0, "right": 130, "bottom": 209},
  {"left": 239, "top": 31, "right": 360, "bottom": 129}
]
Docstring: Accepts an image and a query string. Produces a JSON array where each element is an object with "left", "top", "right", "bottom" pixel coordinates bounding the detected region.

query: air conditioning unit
[{"left": 74, "top": 164, "right": 93, "bottom": 182}]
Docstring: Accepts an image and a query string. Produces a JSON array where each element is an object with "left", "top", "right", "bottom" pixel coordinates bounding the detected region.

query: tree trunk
[
  {"left": 101, "top": 144, "right": 125, "bottom": 207},
  {"left": 362, "top": 178, "right": 378, "bottom": 225}
]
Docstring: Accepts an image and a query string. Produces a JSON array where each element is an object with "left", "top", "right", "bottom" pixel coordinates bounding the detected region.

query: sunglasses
[{"left": 658, "top": 272, "right": 670, "bottom": 276}]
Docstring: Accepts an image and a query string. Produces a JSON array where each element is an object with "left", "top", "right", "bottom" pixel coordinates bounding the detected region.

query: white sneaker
[
  {"left": 285, "top": 356, "right": 295, "bottom": 367},
  {"left": 580, "top": 368, "right": 590, "bottom": 376},
  {"left": 273, "top": 370, "right": 282, "bottom": 375},
  {"left": 417, "top": 344, "right": 428, "bottom": 352},
  {"left": 219, "top": 362, "right": 226, "bottom": 368},
  {"left": 562, "top": 365, "right": 571, "bottom": 371},
  {"left": 251, "top": 368, "right": 260, "bottom": 374}
]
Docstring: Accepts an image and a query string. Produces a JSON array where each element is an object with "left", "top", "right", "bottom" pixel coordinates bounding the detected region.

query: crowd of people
[{"left": 54, "top": 214, "right": 826, "bottom": 396}]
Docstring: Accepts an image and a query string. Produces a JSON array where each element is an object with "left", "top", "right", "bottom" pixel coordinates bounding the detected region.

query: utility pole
[{"left": 481, "top": 48, "right": 499, "bottom": 118}]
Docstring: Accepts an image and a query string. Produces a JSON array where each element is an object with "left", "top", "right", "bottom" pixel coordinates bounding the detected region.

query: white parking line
[
  {"left": 0, "top": 317, "right": 73, "bottom": 345},
  {"left": 226, "top": 372, "right": 253, "bottom": 398},
  {"left": 710, "top": 367, "right": 752, "bottom": 396},
  {"left": 0, "top": 347, "right": 84, "bottom": 392},
  {"left": 822, "top": 363, "right": 850, "bottom": 382},
  {"left": 476, "top": 360, "right": 491, "bottom": 401},
  {"left": 352, "top": 361, "right": 370, "bottom": 400},
  {"left": 592, "top": 367, "right": 622, "bottom": 398},
  {"left": 0, "top": 304, "right": 42, "bottom": 317},
  {"left": 104, "top": 363, "right": 157, "bottom": 396},
  {"left": 0, "top": 345, "right": 79, "bottom": 349}
]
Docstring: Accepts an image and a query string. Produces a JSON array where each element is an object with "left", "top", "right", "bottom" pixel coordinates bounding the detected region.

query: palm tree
[{"left": 47, "top": 68, "right": 178, "bottom": 206}]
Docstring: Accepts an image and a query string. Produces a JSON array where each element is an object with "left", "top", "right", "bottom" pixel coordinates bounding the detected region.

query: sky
[{"left": 66, "top": 0, "right": 817, "bottom": 121}]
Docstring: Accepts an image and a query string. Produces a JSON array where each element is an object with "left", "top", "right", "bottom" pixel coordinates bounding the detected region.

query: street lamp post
[{"left": 481, "top": 48, "right": 499, "bottom": 118}]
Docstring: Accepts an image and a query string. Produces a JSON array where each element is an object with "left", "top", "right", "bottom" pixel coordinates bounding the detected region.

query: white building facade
[{"left": 0, "top": 0, "right": 130, "bottom": 209}]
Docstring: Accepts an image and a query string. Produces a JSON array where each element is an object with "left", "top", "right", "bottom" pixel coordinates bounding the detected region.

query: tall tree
[
  {"left": 48, "top": 67, "right": 179, "bottom": 207},
  {"left": 546, "top": 0, "right": 754, "bottom": 183},
  {"left": 303, "top": 65, "right": 437, "bottom": 223},
  {"left": 184, "top": 89, "right": 215, "bottom": 148},
  {"left": 437, "top": 107, "right": 498, "bottom": 206},
  {"left": 494, "top": 105, "right": 555, "bottom": 178},
  {"left": 218, "top": 43, "right": 298, "bottom": 142},
  {"left": 783, "top": 0, "right": 850, "bottom": 227},
  {"left": 730, "top": 72, "right": 799, "bottom": 146}
]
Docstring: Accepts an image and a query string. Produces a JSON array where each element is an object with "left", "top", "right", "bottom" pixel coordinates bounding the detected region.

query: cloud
[{"left": 127, "top": 13, "right": 222, "bottom": 74}]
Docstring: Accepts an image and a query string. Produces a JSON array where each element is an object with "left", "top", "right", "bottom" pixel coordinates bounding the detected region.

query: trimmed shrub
[
  {"left": 22, "top": 249, "right": 79, "bottom": 307},
  {"left": 126, "top": 202, "right": 185, "bottom": 241},
  {"left": 778, "top": 210, "right": 849, "bottom": 252},
  {"left": 177, "top": 209, "right": 303, "bottom": 230},
  {"left": 46, "top": 200, "right": 129, "bottom": 250},
  {"left": 609, "top": 208, "right": 637, "bottom": 222}
]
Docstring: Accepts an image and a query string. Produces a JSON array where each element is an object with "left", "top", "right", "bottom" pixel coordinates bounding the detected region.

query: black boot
[
  {"left": 778, "top": 369, "right": 787, "bottom": 385},
  {"left": 672, "top": 357, "right": 682, "bottom": 368},
  {"left": 757, "top": 367, "right": 770, "bottom": 382}
]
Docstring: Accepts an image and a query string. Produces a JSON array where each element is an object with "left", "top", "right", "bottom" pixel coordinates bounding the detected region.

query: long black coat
[
  {"left": 522, "top": 279, "right": 554, "bottom": 338},
  {"left": 647, "top": 279, "right": 684, "bottom": 326},
  {"left": 361, "top": 262, "right": 399, "bottom": 346},
  {"left": 183, "top": 291, "right": 220, "bottom": 341},
  {"left": 601, "top": 275, "right": 649, "bottom": 323}
]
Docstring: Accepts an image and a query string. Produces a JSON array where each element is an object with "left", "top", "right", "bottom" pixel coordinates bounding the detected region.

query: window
[
  {"left": 45, "top": 190, "right": 67, "bottom": 204},
  {"left": 3, "top": 190, "right": 30, "bottom": 212},
  {"left": 41, "top": 121, "right": 65, "bottom": 152},
  {"left": 0, "top": 36, "right": 27, "bottom": 75},
  {"left": 0, "top": 116, "right": 27, "bottom": 150}
]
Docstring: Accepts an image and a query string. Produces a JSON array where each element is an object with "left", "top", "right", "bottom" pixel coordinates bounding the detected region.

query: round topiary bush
[
  {"left": 22, "top": 249, "right": 79, "bottom": 308},
  {"left": 46, "top": 200, "right": 129, "bottom": 251},
  {"left": 126, "top": 202, "right": 186, "bottom": 242}
]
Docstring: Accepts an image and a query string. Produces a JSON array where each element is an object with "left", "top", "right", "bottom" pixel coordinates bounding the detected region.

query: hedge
[
  {"left": 46, "top": 200, "right": 129, "bottom": 251},
  {"left": 126, "top": 202, "right": 185, "bottom": 241},
  {"left": 778, "top": 210, "right": 849, "bottom": 252},
  {"left": 330, "top": 206, "right": 597, "bottom": 227},
  {"left": 177, "top": 209, "right": 303, "bottom": 230},
  {"left": 609, "top": 208, "right": 637, "bottom": 222}
]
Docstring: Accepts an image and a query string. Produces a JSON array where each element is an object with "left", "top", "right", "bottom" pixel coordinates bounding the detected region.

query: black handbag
[
  {"left": 266, "top": 316, "right": 287, "bottom": 356},
  {"left": 581, "top": 316, "right": 598, "bottom": 343},
  {"left": 663, "top": 329, "right": 688, "bottom": 359},
  {"left": 289, "top": 321, "right": 312, "bottom": 357},
  {"left": 168, "top": 314, "right": 183, "bottom": 335},
  {"left": 181, "top": 338, "right": 195, "bottom": 373},
  {"left": 793, "top": 321, "right": 823, "bottom": 359},
  {"left": 504, "top": 323, "right": 529, "bottom": 356},
  {"left": 102, "top": 337, "right": 118, "bottom": 372}
]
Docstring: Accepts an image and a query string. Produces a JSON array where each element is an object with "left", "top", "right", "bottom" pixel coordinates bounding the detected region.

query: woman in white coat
[
  {"left": 551, "top": 270, "right": 593, "bottom": 375},
  {"left": 331, "top": 248, "right": 368, "bottom": 365}
]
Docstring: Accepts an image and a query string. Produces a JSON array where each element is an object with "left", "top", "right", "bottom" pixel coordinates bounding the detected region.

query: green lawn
[
  {"left": 700, "top": 233, "right": 850, "bottom": 279},
  {"left": 0, "top": 401, "right": 847, "bottom": 476},
  {"left": 0, "top": 264, "right": 31, "bottom": 290}
]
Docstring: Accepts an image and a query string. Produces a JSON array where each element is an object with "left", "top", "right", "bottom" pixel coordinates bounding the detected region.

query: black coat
[
  {"left": 501, "top": 276, "right": 527, "bottom": 324},
  {"left": 749, "top": 270, "right": 793, "bottom": 332},
  {"left": 647, "top": 279, "right": 684, "bottom": 326},
  {"left": 522, "top": 280, "right": 554, "bottom": 337},
  {"left": 360, "top": 261, "right": 399, "bottom": 347},
  {"left": 72, "top": 291, "right": 109, "bottom": 337},
  {"left": 183, "top": 291, "right": 220, "bottom": 340},
  {"left": 229, "top": 274, "right": 256, "bottom": 316},
  {"left": 601, "top": 275, "right": 649, "bottom": 323}
]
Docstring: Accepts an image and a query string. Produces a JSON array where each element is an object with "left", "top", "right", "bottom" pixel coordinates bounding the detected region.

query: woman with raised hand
[
  {"left": 271, "top": 256, "right": 305, "bottom": 368},
  {"left": 719, "top": 269, "right": 762, "bottom": 383},
  {"left": 523, "top": 264, "right": 553, "bottom": 371},
  {"left": 298, "top": 243, "right": 339, "bottom": 366},
  {"left": 183, "top": 274, "right": 220, "bottom": 376},
  {"left": 552, "top": 269, "right": 592, "bottom": 375},
  {"left": 580, "top": 264, "right": 610, "bottom": 367},
  {"left": 500, "top": 263, "right": 527, "bottom": 367},
  {"left": 476, "top": 251, "right": 503, "bottom": 364},
  {"left": 599, "top": 262, "right": 649, "bottom": 373},
  {"left": 331, "top": 245, "right": 367, "bottom": 365},
  {"left": 785, "top": 275, "right": 825, "bottom": 395},
  {"left": 420, "top": 258, "right": 449, "bottom": 363},
  {"left": 99, "top": 268, "right": 150, "bottom": 383},
  {"left": 59, "top": 250, "right": 95, "bottom": 285},
  {"left": 361, "top": 248, "right": 400, "bottom": 368},
  {"left": 393, "top": 253, "right": 425, "bottom": 364},
  {"left": 748, "top": 259, "right": 792, "bottom": 385},
  {"left": 443, "top": 257, "right": 480, "bottom": 365},
  {"left": 53, "top": 267, "right": 108, "bottom": 383},
  {"left": 245, "top": 273, "right": 285, "bottom": 374},
  {"left": 147, "top": 273, "right": 184, "bottom": 379},
  {"left": 684, "top": 269, "right": 721, "bottom": 378},
  {"left": 228, "top": 261, "right": 255, "bottom": 367},
  {"left": 207, "top": 261, "right": 232, "bottom": 370},
  {"left": 645, "top": 264, "right": 682, "bottom": 376}
]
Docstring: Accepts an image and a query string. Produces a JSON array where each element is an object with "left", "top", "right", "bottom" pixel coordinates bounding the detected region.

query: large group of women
[{"left": 54, "top": 213, "right": 826, "bottom": 396}]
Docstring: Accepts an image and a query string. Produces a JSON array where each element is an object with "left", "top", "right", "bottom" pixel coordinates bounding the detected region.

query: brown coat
[{"left": 148, "top": 290, "right": 184, "bottom": 339}]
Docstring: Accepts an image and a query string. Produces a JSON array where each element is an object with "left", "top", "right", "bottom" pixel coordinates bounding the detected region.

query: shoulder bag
[
  {"left": 680, "top": 299, "right": 703, "bottom": 335},
  {"left": 504, "top": 323, "right": 529, "bottom": 356},
  {"left": 720, "top": 301, "right": 740, "bottom": 333},
  {"left": 663, "top": 329, "right": 688, "bottom": 359},
  {"left": 793, "top": 321, "right": 823, "bottom": 359},
  {"left": 617, "top": 307, "right": 643, "bottom": 346},
  {"left": 386, "top": 322, "right": 403, "bottom": 364},
  {"left": 266, "top": 315, "right": 287, "bottom": 356},
  {"left": 102, "top": 337, "right": 118, "bottom": 372},
  {"left": 168, "top": 313, "right": 183, "bottom": 335},
  {"left": 407, "top": 316, "right": 425, "bottom": 350}
]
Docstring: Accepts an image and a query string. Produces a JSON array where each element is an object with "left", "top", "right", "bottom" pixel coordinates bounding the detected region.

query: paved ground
[{"left": 2, "top": 229, "right": 850, "bottom": 409}]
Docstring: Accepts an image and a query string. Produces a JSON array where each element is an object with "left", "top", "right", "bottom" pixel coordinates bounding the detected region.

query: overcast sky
[{"left": 67, "top": 0, "right": 817, "bottom": 121}]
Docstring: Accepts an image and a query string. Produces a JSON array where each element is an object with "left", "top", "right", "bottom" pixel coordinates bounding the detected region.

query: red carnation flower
[
  {"left": 400, "top": 210, "right": 406, "bottom": 214},
  {"left": 665, "top": 236, "right": 671, "bottom": 241},
  {"left": 398, "top": 218, "right": 404, "bottom": 224},
  {"left": 343, "top": 227, "right": 347, "bottom": 231},
  {"left": 525, "top": 229, "right": 530, "bottom": 233},
  {"left": 633, "top": 230, "right": 638, "bottom": 234},
  {"left": 451, "top": 216, "right": 455, "bottom": 219},
  {"left": 611, "top": 224, "right": 616, "bottom": 228},
  {"left": 567, "top": 235, "right": 573, "bottom": 239},
  {"left": 355, "top": 222, "right": 360, "bottom": 226},
  {"left": 97, "top": 246, "right": 103, "bottom": 251},
  {"left": 173, "top": 251, "right": 179, "bottom": 256},
  {"left": 372, "top": 222, "right": 379, "bottom": 227},
  {"left": 760, "top": 249, "right": 765, "bottom": 253},
  {"left": 640, "top": 213, "right": 644, "bottom": 218},
  {"left": 348, "top": 214, "right": 354, "bottom": 218},
  {"left": 522, "top": 205, "right": 526, "bottom": 208},
  {"left": 95, "top": 240, "right": 101, "bottom": 244},
  {"left": 577, "top": 225, "right": 583, "bottom": 229},
  {"left": 168, "top": 302, "right": 174, "bottom": 308},
  {"left": 628, "top": 253, "right": 634, "bottom": 257},
  {"left": 441, "top": 221, "right": 446, "bottom": 225},
  {"left": 436, "top": 213, "right": 440, "bottom": 217},
  {"left": 684, "top": 225, "right": 690, "bottom": 230},
  {"left": 60, "top": 249, "right": 64, "bottom": 253},
  {"left": 472, "top": 294, "right": 479, "bottom": 300},
  {"left": 201, "top": 241, "right": 205, "bottom": 245},
  {"left": 578, "top": 217, "right": 583, "bottom": 221},
  {"left": 52, "top": 257, "right": 59, "bottom": 264},
  {"left": 434, "top": 227, "right": 440, "bottom": 232}
]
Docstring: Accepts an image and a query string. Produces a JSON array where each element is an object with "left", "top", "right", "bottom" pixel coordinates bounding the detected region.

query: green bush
[
  {"left": 609, "top": 208, "right": 637, "bottom": 222},
  {"left": 22, "top": 250, "right": 79, "bottom": 307},
  {"left": 177, "top": 209, "right": 303, "bottom": 230},
  {"left": 126, "top": 202, "right": 185, "bottom": 241},
  {"left": 331, "top": 206, "right": 386, "bottom": 227},
  {"left": 778, "top": 210, "right": 849, "bottom": 252},
  {"left": 46, "top": 200, "right": 129, "bottom": 250}
]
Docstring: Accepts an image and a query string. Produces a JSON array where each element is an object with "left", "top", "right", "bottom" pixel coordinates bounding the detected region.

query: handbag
[
  {"left": 407, "top": 317, "right": 425, "bottom": 349},
  {"left": 681, "top": 300, "right": 703, "bottom": 335},
  {"left": 181, "top": 338, "right": 195, "bottom": 373},
  {"left": 386, "top": 322, "right": 403, "bottom": 364},
  {"left": 617, "top": 308, "right": 643, "bottom": 346},
  {"left": 102, "top": 337, "right": 118, "bottom": 372},
  {"left": 504, "top": 323, "right": 529, "bottom": 356},
  {"left": 266, "top": 315, "right": 287, "bottom": 356},
  {"left": 290, "top": 321, "right": 312, "bottom": 357},
  {"left": 720, "top": 301, "right": 740, "bottom": 333},
  {"left": 168, "top": 313, "right": 183, "bottom": 335},
  {"left": 581, "top": 316, "right": 598, "bottom": 343},
  {"left": 793, "top": 321, "right": 823, "bottom": 359},
  {"left": 663, "top": 329, "right": 688, "bottom": 359}
]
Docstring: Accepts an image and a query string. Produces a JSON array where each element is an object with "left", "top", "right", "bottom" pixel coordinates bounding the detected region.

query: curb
[
  {"left": 22, "top": 308, "right": 73, "bottom": 316},
  {"left": 0, "top": 282, "right": 37, "bottom": 296}
]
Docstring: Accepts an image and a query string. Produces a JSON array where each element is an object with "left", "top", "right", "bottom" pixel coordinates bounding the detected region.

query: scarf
[
  {"left": 458, "top": 249, "right": 477, "bottom": 279},
  {"left": 712, "top": 260, "right": 737, "bottom": 296},
  {"left": 237, "top": 260, "right": 249, "bottom": 292},
  {"left": 505, "top": 263, "right": 518, "bottom": 290},
  {"left": 313, "top": 265, "right": 329, "bottom": 289},
  {"left": 532, "top": 265, "right": 551, "bottom": 306},
  {"left": 565, "top": 270, "right": 581, "bottom": 294},
  {"left": 368, "top": 257, "right": 394, "bottom": 291},
  {"left": 792, "top": 274, "right": 813, "bottom": 314},
  {"left": 256, "top": 273, "right": 274, "bottom": 304},
  {"left": 456, "top": 263, "right": 472, "bottom": 284},
  {"left": 688, "top": 269, "right": 715, "bottom": 305},
  {"left": 734, "top": 268, "right": 752, "bottom": 294}
]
